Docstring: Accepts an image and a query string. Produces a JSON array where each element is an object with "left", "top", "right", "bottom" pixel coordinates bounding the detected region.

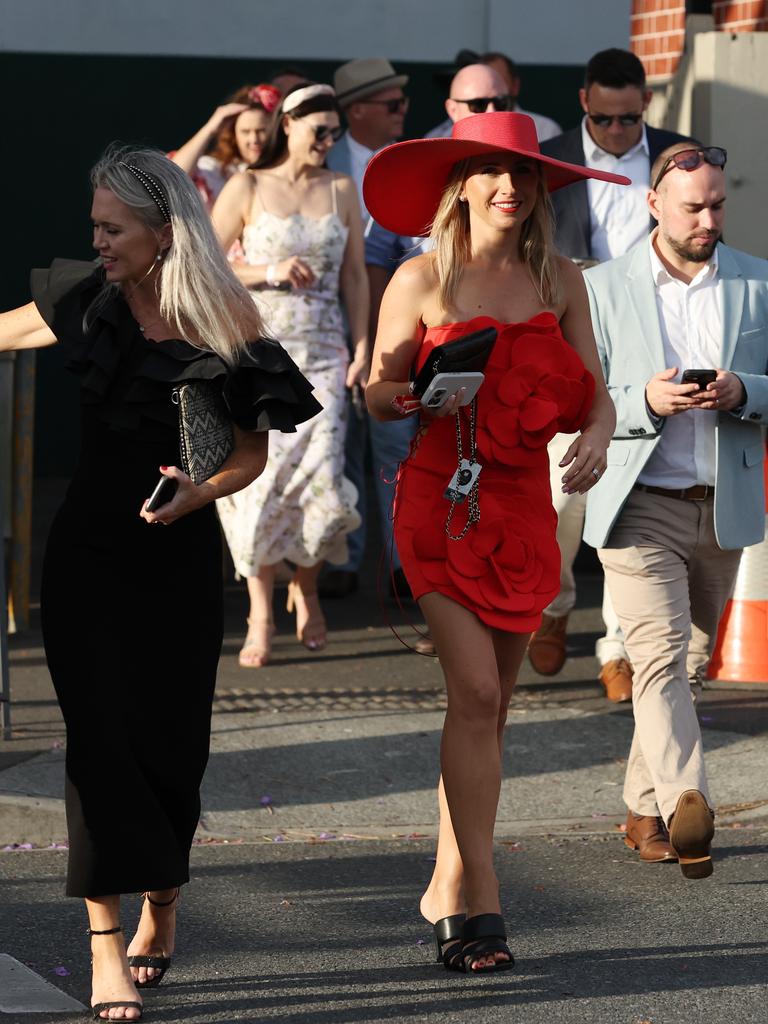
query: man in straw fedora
[{"left": 324, "top": 58, "right": 412, "bottom": 602}]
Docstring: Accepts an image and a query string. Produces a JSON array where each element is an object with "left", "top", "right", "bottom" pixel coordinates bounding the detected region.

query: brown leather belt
[{"left": 635, "top": 483, "right": 714, "bottom": 502}]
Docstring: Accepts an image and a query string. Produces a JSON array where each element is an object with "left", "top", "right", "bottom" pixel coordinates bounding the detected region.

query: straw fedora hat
[
  {"left": 334, "top": 58, "right": 409, "bottom": 108},
  {"left": 363, "top": 111, "right": 631, "bottom": 237}
]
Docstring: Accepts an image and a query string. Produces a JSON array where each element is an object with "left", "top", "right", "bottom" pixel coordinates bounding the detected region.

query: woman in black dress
[{"left": 0, "top": 145, "right": 320, "bottom": 1020}]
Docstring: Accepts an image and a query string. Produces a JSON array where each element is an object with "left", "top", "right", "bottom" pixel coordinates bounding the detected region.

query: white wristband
[{"left": 266, "top": 264, "right": 279, "bottom": 287}]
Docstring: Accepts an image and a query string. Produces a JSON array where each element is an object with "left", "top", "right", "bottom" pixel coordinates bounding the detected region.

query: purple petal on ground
[
  {"left": 18, "top": 843, "right": 34, "bottom": 850},
  {"left": 53, "top": 966, "right": 70, "bottom": 977},
  {"left": 416, "top": 938, "right": 426, "bottom": 946},
  {"left": 318, "top": 832, "right": 336, "bottom": 840},
  {"left": 260, "top": 795, "right": 273, "bottom": 806},
  {"left": 2, "top": 845, "right": 17, "bottom": 852},
  {"left": 272, "top": 835, "right": 286, "bottom": 843}
]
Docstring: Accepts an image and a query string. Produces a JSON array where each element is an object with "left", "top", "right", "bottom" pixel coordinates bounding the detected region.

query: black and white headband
[{"left": 120, "top": 162, "right": 172, "bottom": 223}]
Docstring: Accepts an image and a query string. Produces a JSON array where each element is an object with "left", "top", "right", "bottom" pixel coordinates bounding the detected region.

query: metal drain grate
[
  {"left": 212, "top": 686, "right": 447, "bottom": 713},
  {"left": 211, "top": 686, "right": 562, "bottom": 714}
]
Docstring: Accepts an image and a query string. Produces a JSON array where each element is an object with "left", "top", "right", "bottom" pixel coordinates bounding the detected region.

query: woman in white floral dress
[{"left": 213, "top": 82, "right": 368, "bottom": 666}]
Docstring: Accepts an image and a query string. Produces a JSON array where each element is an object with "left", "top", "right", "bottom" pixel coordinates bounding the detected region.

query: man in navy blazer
[
  {"left": 529, "top": 49, "right": 693, "bottom": 700},
  {"left": 584, "top": 143, "right": 768, "bottom": 878},
  {"left": 540, "top": 49, "right": 690, "bottom": 263}
]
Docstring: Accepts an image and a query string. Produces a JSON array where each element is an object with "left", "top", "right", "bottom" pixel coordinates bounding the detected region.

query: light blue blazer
[{"left": 583, "top": 241, "right": 768, "bottom": 551}]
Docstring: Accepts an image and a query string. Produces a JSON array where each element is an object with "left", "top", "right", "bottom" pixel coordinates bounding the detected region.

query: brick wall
[
  {"left": 631, "top": 1, "right": 768, "bottom": 83},
  {"left": 713, "top": 1, "right": 768, "bottom": 31},
  {"left": 631, "top": 1, "right": 687, "bottom": 81}
]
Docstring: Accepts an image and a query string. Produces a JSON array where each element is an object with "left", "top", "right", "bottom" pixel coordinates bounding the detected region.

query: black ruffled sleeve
[
  {"left": 223, "top": 338, "right": 323, "bottom": 433},
  {"left": 29, "top": 258, "right": 102, "bottom": 346}
]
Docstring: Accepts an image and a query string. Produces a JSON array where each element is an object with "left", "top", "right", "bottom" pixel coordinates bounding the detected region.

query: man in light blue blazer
[{"left": 583, "top": 142, "right": 768, "bottom": 879}]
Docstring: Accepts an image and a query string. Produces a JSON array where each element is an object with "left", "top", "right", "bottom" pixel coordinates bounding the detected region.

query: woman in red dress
[{"left": 364, "top": 113, "right": 625, "bottom": 973}]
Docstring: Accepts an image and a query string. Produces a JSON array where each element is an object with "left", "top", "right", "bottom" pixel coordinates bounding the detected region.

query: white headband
[{"left": 282, "top": 83, "right": 335, "bottom": 114}]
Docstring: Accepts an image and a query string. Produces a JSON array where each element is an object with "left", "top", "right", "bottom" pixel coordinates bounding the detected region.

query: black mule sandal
[
  {"left": 88, "top": 925, "right": 143, "bottom": 1021},
  {"left": 462, "top": 913, "right": 515, "bottom": 974},
  {"left": 127, "top": 890, "right": 178, "bottom": 989},
  {"left": 433, "top": 914, "right": 466, "bottom": 972}
]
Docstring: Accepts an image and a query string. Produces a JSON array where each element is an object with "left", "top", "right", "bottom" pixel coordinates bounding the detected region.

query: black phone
[
  {"left": 681, "top": 368, "right": 717, "bottom": 392},
  {"left": 145, "top": 476, "right": 178, "bottom": 513}
]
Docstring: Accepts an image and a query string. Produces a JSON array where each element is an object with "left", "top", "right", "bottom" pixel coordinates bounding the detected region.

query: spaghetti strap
[
  {"left": 330, "top": 174, "right": 338, "bottom": 217},
  {"left": 254, "top": 173, "right": 269, "bottom": 216}
]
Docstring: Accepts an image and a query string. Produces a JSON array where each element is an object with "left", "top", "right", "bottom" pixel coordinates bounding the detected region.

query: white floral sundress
[{"left": 216, "top": 177, "right": 360, "bottom": 574}]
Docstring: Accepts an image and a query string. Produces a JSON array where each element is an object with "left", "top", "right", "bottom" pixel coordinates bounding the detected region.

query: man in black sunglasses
[
  {"left": 529, "top": 49, "right": 694, "bottom": 703},
  {"left": 540, "top": 48, "right": 693, "bottom": 264},
  {"left": 424, "top": 62, "right": 510, "bottom": 139}
]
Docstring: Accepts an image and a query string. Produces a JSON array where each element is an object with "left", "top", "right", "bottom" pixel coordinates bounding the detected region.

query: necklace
[{"left": 137, "top": 316, "right": 164, "bottom": 334}]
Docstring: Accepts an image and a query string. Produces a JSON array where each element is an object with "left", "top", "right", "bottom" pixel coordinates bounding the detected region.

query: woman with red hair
[{"left": 171, "top": 84, "right": 281, "bottom": 210}]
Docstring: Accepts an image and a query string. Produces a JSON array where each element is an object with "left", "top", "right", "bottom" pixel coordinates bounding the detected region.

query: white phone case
[{"left": 419, "top": 371, "right": 485, "bottom": 409}]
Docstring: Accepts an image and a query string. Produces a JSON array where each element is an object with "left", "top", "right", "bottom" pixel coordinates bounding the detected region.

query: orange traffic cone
[{"left": 708, "top": 444, "right": 768, "bottom": 685}]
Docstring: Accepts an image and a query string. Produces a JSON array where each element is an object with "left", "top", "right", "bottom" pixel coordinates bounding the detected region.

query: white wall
[{"left": 0, "top": 0, "right": 631, "bottom": 64}]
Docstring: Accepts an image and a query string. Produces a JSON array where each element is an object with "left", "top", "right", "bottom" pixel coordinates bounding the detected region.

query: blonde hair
[
  {"left": 429, "top": 158, "right": 561, "bottom": 312},
  {"left": 87, "top": 144, "right": 267, "bottom": 363}
]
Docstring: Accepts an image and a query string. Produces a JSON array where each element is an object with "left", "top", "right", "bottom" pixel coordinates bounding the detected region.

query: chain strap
[{"left": 445, "top": 398, "right": 481, "bottom": 541}]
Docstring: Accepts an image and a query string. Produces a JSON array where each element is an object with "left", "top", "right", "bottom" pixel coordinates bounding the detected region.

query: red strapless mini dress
[{"left": 394, "top": 314, "right": 595, "bottom": 633}]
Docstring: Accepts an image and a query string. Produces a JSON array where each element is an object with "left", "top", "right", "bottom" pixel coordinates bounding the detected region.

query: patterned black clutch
[{"left": 173, "top": 381, "right": 234, "bottom": 484}]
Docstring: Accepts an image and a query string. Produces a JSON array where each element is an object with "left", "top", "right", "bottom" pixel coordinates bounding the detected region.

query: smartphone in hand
[
  {"left": 681, "top": 368, "right": 717, "bottom": 391},
  {"left": 420, "top": 371, "right": 485, "bottom": 409},
  {"left": 145, "top": 476, "right": 178, "bottom": 513}
]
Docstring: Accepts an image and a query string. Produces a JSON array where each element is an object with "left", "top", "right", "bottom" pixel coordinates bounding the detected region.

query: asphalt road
[{"left": 2, "top": 830, "right": 767, "bottom": 1024}]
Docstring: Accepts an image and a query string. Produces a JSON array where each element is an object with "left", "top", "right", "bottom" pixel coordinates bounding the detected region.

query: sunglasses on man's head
[
  {"left": 450, "top": 94, "right": 514, "bottom": 114},
  {"left": 588, "top": 112, "right": 644, "bottom": 127},
  {"left": 652, "top": 146, "right": 727, "bottom": 190},
  {"left": 359, "top": 97, "right": 409, "bottom": 114},
  {"left": 311, "top": 124, "right": 344, "bottom": 143}
]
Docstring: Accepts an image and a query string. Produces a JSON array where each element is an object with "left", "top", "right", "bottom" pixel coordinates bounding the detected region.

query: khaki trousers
[
  {"left": 598, "top": 489, "right": 741, "bottom": 823},
  {"left": 545, "top": 434, "right": 627, "bottom": 664}
]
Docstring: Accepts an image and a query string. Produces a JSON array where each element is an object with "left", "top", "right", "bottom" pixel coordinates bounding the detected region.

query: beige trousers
[
  {"left": 598, "top": 489, "right": 741, "bottom": 823},
  {"left": 546, "top": 433, "right": 627, "bottom": 664}
]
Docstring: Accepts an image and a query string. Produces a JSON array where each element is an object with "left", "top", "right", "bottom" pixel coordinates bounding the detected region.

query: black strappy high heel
[
  {"left": 432, "top": 914, "right": 466, "bottom": 972},
  {"left": 88, "top": 925, "right": 143, "bottom": 1021},
  {"left": 127, "top": 890, "right": 178, "bottom": 989},
  {"left": 461, "top": 913, "right": 515, "bottom": 974}
]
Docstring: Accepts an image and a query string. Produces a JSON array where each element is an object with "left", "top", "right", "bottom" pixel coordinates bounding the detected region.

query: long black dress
[{"left": 32, "top": 259, "right": 321, "bottom": 898}]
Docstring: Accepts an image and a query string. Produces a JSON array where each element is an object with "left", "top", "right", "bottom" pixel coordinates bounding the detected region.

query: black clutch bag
[
  {"left": 173, "top": 381, "right": 234, "bottom": 484},
  {"left": 410, "top": 325, "right": 498, "bottom": 398}
]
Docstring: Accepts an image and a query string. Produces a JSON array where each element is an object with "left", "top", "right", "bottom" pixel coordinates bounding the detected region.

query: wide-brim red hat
[{"left": 363, "top": 111, "right": 631, "bottom": 237}]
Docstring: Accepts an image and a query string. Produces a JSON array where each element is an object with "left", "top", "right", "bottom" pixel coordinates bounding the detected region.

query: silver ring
[{"left": 592, "top": 468, "right": 600, "bottom": 479}]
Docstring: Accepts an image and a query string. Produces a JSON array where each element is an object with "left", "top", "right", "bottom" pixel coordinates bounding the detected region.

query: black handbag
[
  {"left": 173, "top": 381, "right": 234, "bottom": 485},
  {"left": 410, "top": 325, "right": 498, "bottom": 398}
]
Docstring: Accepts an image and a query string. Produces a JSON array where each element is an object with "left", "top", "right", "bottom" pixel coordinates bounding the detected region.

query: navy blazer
[{"left": 540, "top": 124, "right": 692, "bottom": 260}]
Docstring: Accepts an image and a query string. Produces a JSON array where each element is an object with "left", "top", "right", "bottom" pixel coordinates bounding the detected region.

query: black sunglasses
[
  {"left": 588, "top": 112, "right": 644, "bottom": 127},
  {"left": 311, "top": 124, "right": 344, "bottom": 143},
  {"left": 450, "top": 94, "right": 514, "bottom": 114},
  {"left": 359, "top": 97, "right": 409, "bottom": 114},
  {"left": 652, "top": 146, "right": 727, "bottom": 190}
]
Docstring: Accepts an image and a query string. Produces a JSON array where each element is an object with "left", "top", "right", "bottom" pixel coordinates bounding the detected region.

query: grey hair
[{"left": 86, "top": 143, "right": 267, "bottom": 363}]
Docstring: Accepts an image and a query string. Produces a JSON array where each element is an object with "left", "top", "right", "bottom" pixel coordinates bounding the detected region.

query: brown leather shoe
[
  {"left": 599, "top": 658, "right": 633, "bottom": 702},
  {"left": 528, "top": 614, "right": 568, "bottom": 675},
  {"left": 669, "top": 789, "right": 715, "bottom": 879},
  {"left": 624, "top": 811, "right": 678, "bottom": 863}
]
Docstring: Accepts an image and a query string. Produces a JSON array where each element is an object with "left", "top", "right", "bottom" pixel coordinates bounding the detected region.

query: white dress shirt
[
  {"left": 638, "top": 234, "right": 722, "bottom": 488},
  {"left": 346, "top": 134, "right": 376, "bottom": 213},
  {"left": 581, "top": 118, "right": 651, "bottom": 262}
]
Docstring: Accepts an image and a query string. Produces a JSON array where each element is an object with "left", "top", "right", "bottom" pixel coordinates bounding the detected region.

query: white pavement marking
[{"left": 0, "top": 954, "right": 85, "bottom": 1013}]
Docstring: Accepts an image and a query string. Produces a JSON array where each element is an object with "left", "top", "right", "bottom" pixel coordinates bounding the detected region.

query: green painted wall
[{"left": 0, "top": 53, "right": 585, "bottom": 475}]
